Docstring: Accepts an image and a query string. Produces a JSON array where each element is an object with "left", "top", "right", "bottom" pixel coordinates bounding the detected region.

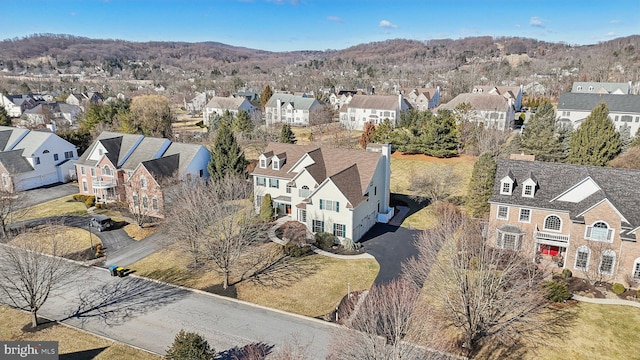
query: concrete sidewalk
[{"left": 572, "top": 294, "right": 640, "bottom": 308}]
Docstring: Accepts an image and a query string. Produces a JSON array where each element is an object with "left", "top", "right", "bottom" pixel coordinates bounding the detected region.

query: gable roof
[
  {"left": 76, "top": 131, "right": 143, "bottom": 167},
  {"left": 140, "top": 153, "right": 180, "bottom": 180},
  {"left": 252, "top": 143, "right": 381, "bottom": 207},
  {"left": 571, "top": 82, "right": 631, "bottom": 94},
  {"left": 0, "top": 149, "right": 34, "bottom": 174},
  {"left": 161, "top": 142, "right": 206, "bottom": 177},
  {"left": 121, "top": 137, "right": 170, "bottom": 170},
  {"left": 346, "top": 95, "right": 400, "bottom": 111},
  {"left": 13, "top": 130, "right": 54, "bottom": 157},
  {"left": 490, "top": 159, "right": 640, "bottom": 227},
  {"left": 439, "top": 93, "right": 511, "bottom": 112},
  {"left": 265, "top": 93, "right": 319, "bottom": 111},
  {"left": 557, "top": 93, "right": 640, "bottom": 114},
  {"left": 205, "top": 96, "right": 248, "bottom": 110}
]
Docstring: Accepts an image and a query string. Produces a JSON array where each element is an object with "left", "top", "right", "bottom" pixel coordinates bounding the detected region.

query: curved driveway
[{"left": 360, "top": 223, "right": 420, "bottom": 284}]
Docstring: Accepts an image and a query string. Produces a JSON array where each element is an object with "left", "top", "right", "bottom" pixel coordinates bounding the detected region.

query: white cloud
[
  {"left": 327, "top": 16, "right": 344, "bottom": 23},
  {"left": 379, "top": 20, "right": 398, "bottom": 29},
  {"left": 606, "top": 31, "right": 616, "bottom": 37},
  {"left": 610, "top": 19, "right": 622, "bottom": 24},
  {"left": 529, "top": 17, "right": 544, "bottom": 28}
]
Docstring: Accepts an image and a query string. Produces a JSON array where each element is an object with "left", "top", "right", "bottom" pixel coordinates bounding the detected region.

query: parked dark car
[{"left": 89, "top": 215, "right": 113, "bottom": 232}]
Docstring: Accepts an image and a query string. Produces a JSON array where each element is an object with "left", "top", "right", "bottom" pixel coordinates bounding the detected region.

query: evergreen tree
[
  {"left": 373, "top": 118, "right": 393, "bottom": 143},
  {"left": 0, "top": 106, "right": 10, "bottom": 126},
  {"left": 518, "top": 101, "right": 564, "bottom": 162},
  {"left": 165, "top": 330, "right": 214, "bottom": 360},
  {"left": 466, "top": 151, "right": 497, "bottom": 218},
  {"left": 260, "top": 85, "right": 273, "bottom": 110},
  {"left": 260, "top": 193, "right": 274, "bottom": 221},
  {"left": 619, "top": 123, "right": 632, "bottom": 151},
  {"left": 208, "top": 119, "right": 248, "bottom": 180},
  {"left": 567, "top": 103, "right": 621, "bottom": 166},
  {"left": 359, "top": 121, "right": 376, "bottom": 149},
  {"left": 279, "top": 123, "right": 297, "bottom": 144},
  {"left": 414, "top": 109, "right": 459, "bottom": 157},
  {"left": 231, "top": 110, "right": 254, "bottom": 136}
]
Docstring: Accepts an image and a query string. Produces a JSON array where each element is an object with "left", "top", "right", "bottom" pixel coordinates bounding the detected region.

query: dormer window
[
  {"left": 521, "top": 178, "right": 537, "bottom": 198},
  {"left": 577, "top": 85, "right": 582, "bottom": 91},
  {"left": 272, "top": 159, "right": 280, "bottom": 170},
  {"left": 501, "top": 182, "right": 511, "bottom": 194},
  {"left": 259, "top": 159, "right": 267, "bottom": 168}
]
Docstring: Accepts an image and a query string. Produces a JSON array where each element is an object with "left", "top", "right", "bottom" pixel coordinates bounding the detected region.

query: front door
[{"left": 286, "top": 204, "right": 291, "bottom": 214}]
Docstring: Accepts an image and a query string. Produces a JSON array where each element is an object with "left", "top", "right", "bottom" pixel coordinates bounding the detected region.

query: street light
[{"left": 88, "top": 220, "right": 94, "bottom": 251}]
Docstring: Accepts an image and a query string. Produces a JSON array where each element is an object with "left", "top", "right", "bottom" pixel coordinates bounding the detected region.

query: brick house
[
  {"left": 251, "top": 142, "right": 393, "bottom": 242},
  {"left": 75, "top": 131, "right": 209, "bottom": 218},
  {"left": 488, "top": 157, "right": 640, "bottom": 287}
]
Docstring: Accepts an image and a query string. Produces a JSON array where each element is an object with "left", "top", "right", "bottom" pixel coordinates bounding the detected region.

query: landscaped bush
[
  {"left": 72, "top": 194, "right": 90, "bottom": 202},
  {"left": 340, "top": 237, "right": 356, "bottom": 252},
  {"left": 84, "top": 195, "right": 96, "bottom": 208},
  {"left": 612, "top": 283, "right": 626, "bottom": 295},
  {"left": 315, "top": 232, "right": 336, "bottom": 250},
  {"left": 561, "top": 269, "right": 573, "bottom": 278},
  {"left": 283, "top": 242, "right": 312, "bottom": 257},
  {"left": 543, "top": 281, "right": 571, "bottom": 302}
]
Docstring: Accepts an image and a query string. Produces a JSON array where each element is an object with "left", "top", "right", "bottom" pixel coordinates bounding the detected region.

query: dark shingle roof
[
  {"left": 0, "top": 149, "right": 34, "bottom": 174},
  {"left": 490, "top": 159, "right": 640, "bottom": 227},
  {"left": 0, "top": 131, "right": 12, "bottom": 151},
  {"left": 557, "top": 93, "right": 640, "bottom": 113},
  {"left": 141, "top": 153, "right": 180, "bottom": 179}
]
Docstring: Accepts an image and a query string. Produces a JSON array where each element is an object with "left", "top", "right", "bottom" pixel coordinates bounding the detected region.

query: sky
[{"left": 1, "top": 0, "right": 639, "bottom": 52}]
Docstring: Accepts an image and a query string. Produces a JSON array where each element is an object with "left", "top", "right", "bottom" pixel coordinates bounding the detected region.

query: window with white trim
[
  {"left": 286, "top": 184, "right": 293, "bottom": 194},
  {"left": 91, "top": 168, "right": 96, "bottom": 177},
  {"left": 585, "top": 221, "right": 614, "bottom": 242},
  {"left": 256, "top": 177, "right": 266, "bottom": 186},
  {"left": 523, "top": 184, "right": 533, "bottom": 197},
  {"left": 334, "top": 223, "right": 346, "bottom": 237},
  {"left": 103, "top": 165, "right": 112, "bottom": 176},
  {"left": 497, "top": 232, "right": 521, "bottom": 250},
  {"left": 65, "top": 151, "right": 74, "bottom": 159},
  {"left": 598, "top": 250, "right": 616, "bottom": 275},
  {"left": 633, "top": 258, "right": 640, "bottom": 281},
  {"left": 81, "top": 166, "right": 86, "bottom": 175},
  {"left": 497, "top": 205, "right": 509, "bottom": 220},
  {"left": 82, "top": 180, "right": 88, "bottom": 193},
  {"left": 519, "top": 208, "right": 531, "bottom": 223},
  {"left": 54, "top": 153, "right": 59, "bottom": 161},
  {"left": 299, "top": 185, "right": 310, "bottom": 198},
  {"left": 269, "top": 178, "right": 279, "bottom": 188},
  {"left": 152, "top": 196, "right": 158, "bottom": 211},
  {"left": 132, "top": 192, "right": 139, "bottom": 208},
  {"left": 500, "top": 179, "right": 513, "bottom": 195},
  {"left": 142, "top": 195, "right": 149, "bottom": 210},
  {"left": 34, "top": 157, "right": 40, "bottom": 165},
  {"left": 575, "top": 246, "right": 590, "bottom": 270},
  {"left": 319, "top": 199, "right": 339, "bottom": 212},
  {"left": 544, "top": 215, "right": 562, "bottom": 231},
  {"left": 298, "top": 209, "right": 307, "bottom": 223},
  {"left": 272, "top": 159, "right": 280, "bottom": 170},
  {"left": 312, "top": 220, "right": 324, "bottom": 233},
  {"left": 259, "top": 158, "right": 267, "bottom": 168},
  {"left": 140, "top": 176, "right": 147, "bottom": 189}
]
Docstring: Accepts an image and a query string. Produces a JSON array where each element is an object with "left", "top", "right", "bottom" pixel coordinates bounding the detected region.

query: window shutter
[
  {"left": 607, "top": 229, "right": 613, "bottom": 241},
  {"left": 586, "top": 227, "right": 592, "bottom": 239},
  {"left": 336, "top": 202, "right": 339, "bottom": 212},
  {"left": 322, "top": 221, "right": 324, "bottom": 232},
  {"left": 320, "top": 199, "right": 323, "bottom": 210}
]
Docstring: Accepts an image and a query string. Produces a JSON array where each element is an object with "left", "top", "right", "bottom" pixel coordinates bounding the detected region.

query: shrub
[
  {"left": 543, "top": 281, "right": 571, "bottom": 302},
  {"left": 73, "top": 194, "right": 89, "bottom": 202},
  {"left": 165, "top": 329, "right": 214, "bottom": 360},
  {"left": 84, "top": 195, "right": 96, "bottom": 208},
  {"left": 315, "top": 232, "right": 335, "bottom": 250},
  {"left": 340, "top": 237, "right": 356, "bottom": 252},
  {"left": 284, "top": 242, "right": 312, "bottom": 257},
  {"left": 612, "top": 283, "right": 626, "bottom": 295},
  {"left": 561, "top": 269, "right": 572, "bottom": 278},
  {"left": 259, "top": 194, "right": 274, "bottom": 222}
]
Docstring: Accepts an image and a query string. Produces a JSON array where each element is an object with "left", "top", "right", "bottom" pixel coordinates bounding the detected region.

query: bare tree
[
  {"left": 574, "top": 240, "right": 615, "bottom": 286},
  {"left": 164, "top": 175, "right": 268, "bottom": 289},
  {"left": 309, "top": 103, "right": 336, "bottom": 143},
  {"left": 408, "top": 165, "right": 461, "bottom": 203},
  {"left": 0, "top": 227, "right": 73, "bottom": 328},
  {"left": 0, "top": 190, "right": 28, "bottom": 238},
  {"left": 330, "top": 279, "right": 433, "bottom": 360},
  {"left": 403, "top": 203, "right": 570, "bottom": 357}
]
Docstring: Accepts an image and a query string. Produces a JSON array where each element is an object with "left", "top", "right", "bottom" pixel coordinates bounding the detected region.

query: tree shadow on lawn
[
  {"left": 238, "top": 249, "right": 321, "bottom": 289},
  {"left": 217, "top": 342, "right": 273, "bottom": 360},
  {"left": 63, "top": 276, "right": 190, "bottom": 326}
]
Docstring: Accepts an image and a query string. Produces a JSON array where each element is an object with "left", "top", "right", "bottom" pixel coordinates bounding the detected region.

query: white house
[
  {"left": 472, "top": 85, "right": 523, "bottom": 111},
  {"left": 339, "top": 94, "right": 411, "bottom": 130},
  {"left": 203, "top": 96, "right": 258, "bottom": 126},
  {"left": 0, "top": 126, "right": 78, "bottom": 192},
  {"left": 556, "top": 93, "right": 640, "bottom": 135},
  {"left": 264, "top": 93, "right": 322, "bottom": 126},
  {"left": 0, "top": 94, "right": 44, "bottom": 118},
  {"left": 251, "top": 143, "right": 394, "bottom": 242},
  {"left": 438, "top": 93, "right": 516, "bottom": 130}
]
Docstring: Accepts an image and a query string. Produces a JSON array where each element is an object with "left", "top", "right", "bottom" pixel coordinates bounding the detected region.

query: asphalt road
[
  {"left": 30, "top": 262, "right": 334, "bottom": 358},
  {"left": 16, "top": 182, "right": 79, "bottom": 210}
]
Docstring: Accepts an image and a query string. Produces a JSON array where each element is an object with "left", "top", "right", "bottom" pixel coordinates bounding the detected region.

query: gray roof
[
  {"left": 557, "top": 93, "right": 640, "bottom": 114},
  {"left": 205, "top": 96, "right": 247, "bottom": 110},
  {"left": 13, "top": 131, "right": 54, "bottom": 157},
  {"left": 0, "top": 126, "right": 29, "bottom": 150},
  {"left": 0, "top": 149, "right": 33, "bottom": 174},
  {"left": 346, "top": 95, "right": 401, "bottom": 111},
  {"left": 571, "top": 82, "right": 631, "bottom": 94},
  {"left": 162, "top": 142, "right": 206, "bottom": 177},
  {"left": 77, "top": 131, "right": 144, "bottom": 167},
  {"left": 265, "top": 93, "right": 319, "bottom": 111},
  {"left": 141, "top": 153, "right": 180, "bottom": 179},
  {"left": 0, "top": 131, "right": 12, "bottom": 151},
  {"left": 490, "top": 159, "right": 640, "bottom": 228},
  {"left": 439, "top": 93, "right": 510, "bottom": 112},
  {"left": 121, "top": 137, "right": 170, "bottom": 170}
]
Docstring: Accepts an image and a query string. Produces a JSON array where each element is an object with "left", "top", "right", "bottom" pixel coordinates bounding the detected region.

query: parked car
[{"left": 89, "top": 215, "right": 113, "bottom": 232}]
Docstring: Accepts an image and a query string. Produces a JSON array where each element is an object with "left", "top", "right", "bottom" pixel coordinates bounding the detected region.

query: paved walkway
[{"left": 572, "top": 294, "right": 640, "bottom": 308}]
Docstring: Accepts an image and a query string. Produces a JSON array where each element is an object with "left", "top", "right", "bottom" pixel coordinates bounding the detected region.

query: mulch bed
[{"left": 564, "top": 276, "right": 640, "bottom": 301}]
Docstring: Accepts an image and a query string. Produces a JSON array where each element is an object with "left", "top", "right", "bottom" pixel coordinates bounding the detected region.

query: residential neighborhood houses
[
  {"left": 339, "top": 94, "right": 411, "bottom": 130},
  {"left": 75, "top": 131, "right": 210, "bottom": 218},
  {"left": 557, "top": 92, "right": 640, "bottom": 134},
  {"left": 264, "top": 92, "right": 322, "bottom": 126},
  {"left": 252, "top": 142, "right": 393, "bottom": 242},
  {"left": 0, "top": 126, "right": 78, "bottom": 192},
  {"left": 203, "top": 95, "right": 258, "bottom": 127},
  {"left": 437, "top": 92, "right": 516, "bottom": 130},
  {"left": 489, "top": 156, "right": 640, "bottom": 287}
]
